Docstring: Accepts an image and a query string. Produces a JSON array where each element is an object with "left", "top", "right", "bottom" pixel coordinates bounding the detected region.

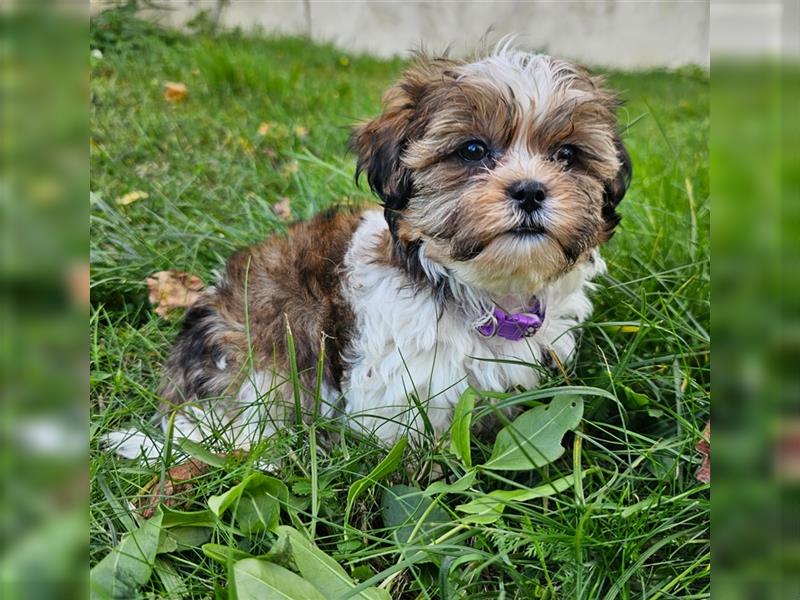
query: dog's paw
[{"left": 101, "top": 428, "right": 163, "bottom": 464}]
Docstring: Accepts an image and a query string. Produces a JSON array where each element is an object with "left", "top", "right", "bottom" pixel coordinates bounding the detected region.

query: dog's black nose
[{"left": 508, "top": 180, "right": 548, "bottom": 213}]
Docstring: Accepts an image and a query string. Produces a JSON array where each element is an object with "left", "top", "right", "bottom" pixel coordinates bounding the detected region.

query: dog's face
[{"left": 352, "top": 49, "right": 631, "bottom": 296}]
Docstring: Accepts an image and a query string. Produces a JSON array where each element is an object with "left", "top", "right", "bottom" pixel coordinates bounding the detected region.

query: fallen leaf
[
  {"left": 238, "top": 136, "right": 254, "bottom": 154},
  {"left": 293, "top": 125, "right": 309, "bottom": 137},
  {"left": 67, "top": 262, "right": 90, "bottom": 307},
  {"left": 90, "top": 508, "right": 163, "bottom": 597},
  {"left": 272, "top": 197, "right": 292, "bottom": 220},
  {"left": 138, "top": 458, "right": 209, "bottom": 518},
  {"left": 116, "top": 190, "right": 149, "bottom": 205},
  {"left": 146, "top": 270, "right": 204, "bottom": 317},
  {"left": 257, "top": 122, "right": 273, "bottom": 135},
  {"left": 135, "top": 162, "right": 162, "bottom": 178},
  {"left": 695, "top": 421, "right": 710, "bottom": 483},
  {"left": 482, "top": 395, "right": 583, "bottom": 471},
  {"left": 776, "top": 419, "right": 800, "bottom": 482},
  {"left": 163, "top": 81, "right": 188, "bottom": 103}
]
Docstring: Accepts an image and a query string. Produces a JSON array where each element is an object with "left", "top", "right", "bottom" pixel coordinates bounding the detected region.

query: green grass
[{"left": 90, "top": 10, "right": 709, "bottom": 599}]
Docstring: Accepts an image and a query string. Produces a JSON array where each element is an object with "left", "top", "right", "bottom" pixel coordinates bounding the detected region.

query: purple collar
[{"left": 476, "top": 300, "right": 545, "bottom": 341}]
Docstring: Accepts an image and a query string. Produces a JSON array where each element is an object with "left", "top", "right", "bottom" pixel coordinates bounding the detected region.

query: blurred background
[
  {"left": 1, "top": 0, "right": 797, "bottom": 598},
  {"left": 92, "top": 0, "right": 710, "bottom": 69}
]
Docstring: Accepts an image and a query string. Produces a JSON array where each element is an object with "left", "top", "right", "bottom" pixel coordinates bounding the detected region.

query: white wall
[{"left": 93, "top": 0, "right": 710, "bottom": 69}]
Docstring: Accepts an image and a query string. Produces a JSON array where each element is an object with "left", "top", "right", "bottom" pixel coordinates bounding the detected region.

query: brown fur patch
[{"left": 159, "top": 207, "right": 364, "bottom": 418}]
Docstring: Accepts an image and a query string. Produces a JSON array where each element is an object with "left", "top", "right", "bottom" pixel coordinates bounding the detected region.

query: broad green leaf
[
  {"left": 156, "top": 526, "right": 211, "bottom": 554},
  {"left": 455, "top": 501, "right": 503, "bottom": 524},
  {"left": 457, "top": 472, "right": 584, "bottom": 524},
  {"left": 336, "top": 534, "right": 363, "bottom": 555},
  {"left": 423, "top": 470, "right": 477, "bottom": 495},
  {"left": 345, "top": 437, "right": 407, "bottom": 524},
  {"left": 156, "top": 532, "right": 178, "bottom": 555},
  {"left": 235, "top": 489, "right": 280, "bottom": 534},
  {"left": 159, "top": 506, "right": 214, "bottom": 554},
  {"left": 450, "top": 388, "right": 476, "bottom": 467},
  {"left": 260, "top": 525, "right": 295, "bottom": 568},
  {"left": 351, "top": 565, "right": 374, "bottom": 582},
  {"left": 621, "top": 385, "right": 650, "bottom": 409},
  {"left": 438, "top": 552, "right": 485, "bottom": 597},
  {"left": 176, "top": 437, "right": 227, "bottom": 468},
  {"left": 234, "top": 558, "right": 326, "bottom": 600},
  {"left": 208, "top": 473, "right": 288, "bottom": 534},
  {"left": 483, "top": 395, "right": 583, "bottom": 471},
  {"left": 154, "top": 558, "right": 189, "bottom": 598},
  {"left": 160, "top": 506, "right": 216, "bottom": 528},
  {"left": 202, "top": 544, "right": 253, "bottom": 565},
  {"left": 276, "top": 526, "right": 389, "bottom": 600},
  {"left": 90, "top": 508, "right": 163, "bottom": 599},
  {"left": 208, "top": 473, "right": 285, "bottom": 516},
  {"left": 381, "top": 485, "right": 451, "bottom": 545}
]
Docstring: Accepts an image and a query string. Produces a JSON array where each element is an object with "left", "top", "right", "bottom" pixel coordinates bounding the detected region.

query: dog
[{"left": 107, "top": 43, "right": 631, "bottom": 461}]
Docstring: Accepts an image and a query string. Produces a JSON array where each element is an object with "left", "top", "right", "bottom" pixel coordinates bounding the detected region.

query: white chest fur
[{"left": 341, "top": 211, "right": 604, "bottom": 444}]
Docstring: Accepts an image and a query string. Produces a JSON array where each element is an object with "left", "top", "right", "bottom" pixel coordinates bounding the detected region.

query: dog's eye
[
  {"left": 554, "top": 144, "right": 578, "bottom": 166},
  {"left": 458, "top": 140, "right": 489, "bottom": 162}
]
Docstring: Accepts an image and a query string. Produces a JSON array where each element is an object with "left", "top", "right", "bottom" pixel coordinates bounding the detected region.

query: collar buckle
[{"left": 476, "top": 300, "right": 545, "bottom": 341}]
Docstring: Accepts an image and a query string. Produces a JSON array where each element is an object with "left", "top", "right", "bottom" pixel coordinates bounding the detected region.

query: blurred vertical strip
[
  {"left": 0, "top": 1, "right": 88, "bottom": 599},
  {"left": 711, "top": 0, "right": 799, "bottom": 597}
]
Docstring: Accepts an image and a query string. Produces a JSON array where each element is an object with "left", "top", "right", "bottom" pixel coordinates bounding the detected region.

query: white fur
[
  {"left": 102, "top": 428, "right": 164, "bottom": 464},
  {"left": 462, "top": 46, "right": 588, "bottom": 120},
  {"left": 341, "top": 211, "right": 603, "bottom": 445},
  {"left": 104, "top": 370, "right": 284, "bottom": 462},
  {"left": 103, "top": 365, "right": 346, "bottom": 461}
]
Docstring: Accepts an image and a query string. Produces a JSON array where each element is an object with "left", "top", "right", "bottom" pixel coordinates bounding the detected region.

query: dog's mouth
[
  {"left": 511, "top": 224, "right": 547, "bottom": 236},
  {"left": 450, "top": 219, "right": 550, "bottom": 261},
  {"left": 510, "top": 215, "right": 547, "bottom": 237}
]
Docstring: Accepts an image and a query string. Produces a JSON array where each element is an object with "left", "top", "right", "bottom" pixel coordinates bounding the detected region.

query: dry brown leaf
[
  {"left": 138, "top": 458, "right": 209, "bottom": 518},
  {"left": 67, "top": 262, "right": 90, "bottom": 307},
  {"left": 695, "top": 421, "right": 710, "bottom": 484},
  {"left": 116, "top": 190, "right": 149, "bottom": 205},
  {"left": 146, "top": 270, "right": 204, "bottom": 317},
  {"left": 257, "top": 121, "right": 273, "bottom": 135},
  {"left": 136, "top": 450, "right": 249, "bottom": 517},
  {"left": 775, "top": 420, "right": 800, "bottom": 481},
  {"left": 163, "top": 81, "right": 188, "bottom": 103},
  {"left": 272, "top": 197, "right": 292, "bottom": 220}
]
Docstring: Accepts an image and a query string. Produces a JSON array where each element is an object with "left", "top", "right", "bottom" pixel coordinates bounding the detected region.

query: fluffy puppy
[{"left": 107, "top": 44, "right": 631, "bottom": 460}]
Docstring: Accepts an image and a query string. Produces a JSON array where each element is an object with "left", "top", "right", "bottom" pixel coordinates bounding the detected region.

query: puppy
[{"left": 107, "top": 44, "right": 631, "bottom": 461}]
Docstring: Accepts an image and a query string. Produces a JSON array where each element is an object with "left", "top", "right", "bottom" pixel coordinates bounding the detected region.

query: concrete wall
[{"left": 93, "top": 0, "right": 710, "bottom": 69}]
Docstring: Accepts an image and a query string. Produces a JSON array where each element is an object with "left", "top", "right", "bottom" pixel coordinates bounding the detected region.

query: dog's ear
[
  {"left": 350, "top": 95, "right": 415, "bottom": 210},
  {"left": 350, "top": 59, "right": 441, "bottom": 212},
  {"left": 600, "top": 136, "right": 632, "bottom": 240},
  {"left": 605, "top": 137, "right": 632, "bottom": 207}
]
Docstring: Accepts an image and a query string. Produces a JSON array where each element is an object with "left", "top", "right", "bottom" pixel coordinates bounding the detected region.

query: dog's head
[{"left": 352, "top": 47, "right": 631, "bottom": 296}]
